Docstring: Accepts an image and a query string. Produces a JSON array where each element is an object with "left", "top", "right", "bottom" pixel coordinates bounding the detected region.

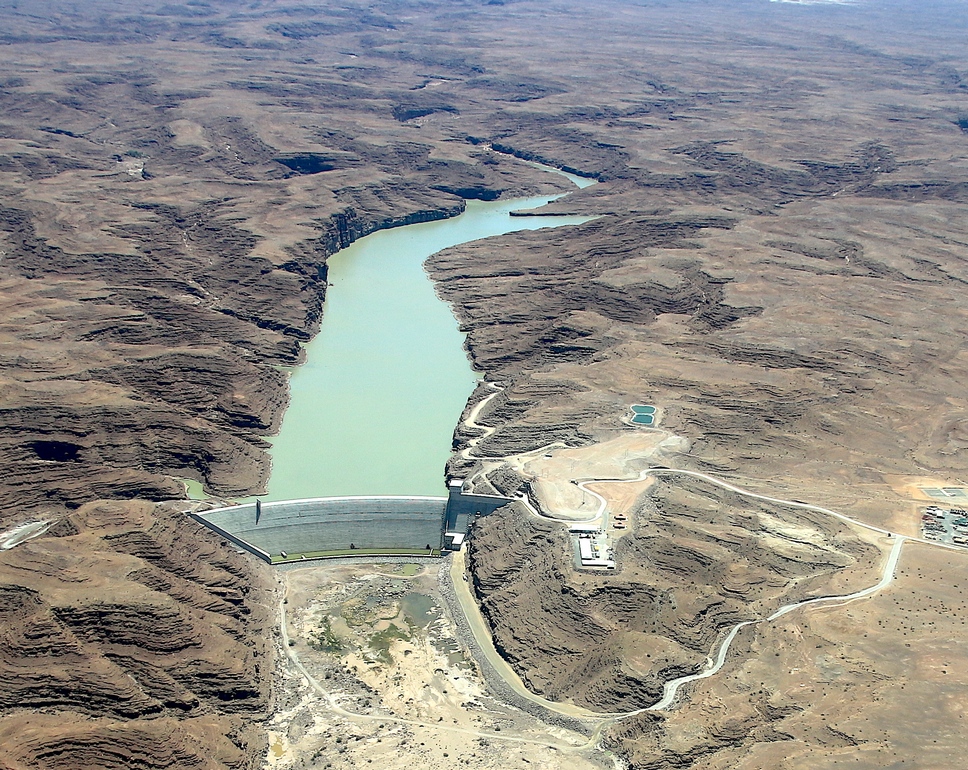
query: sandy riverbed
[{"left": 266, "top": 560, "right": 613, "bottom": 770}]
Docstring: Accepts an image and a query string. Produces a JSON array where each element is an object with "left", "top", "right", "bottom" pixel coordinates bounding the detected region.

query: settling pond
[{"left": 260, "top": 172, "right": 595, "bottom": 501}]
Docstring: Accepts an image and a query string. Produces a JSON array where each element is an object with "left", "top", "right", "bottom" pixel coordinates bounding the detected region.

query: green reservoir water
[{"left": 261, "top": 185, "right": 594, "bottom": 501}]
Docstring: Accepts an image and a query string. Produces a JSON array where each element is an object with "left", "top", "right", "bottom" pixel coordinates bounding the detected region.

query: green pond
[
  {"left": 260, "top": 178, "right": 595, "bottom": 501},
  {"left": 401, "top": 592, "right": 438, "bottom": 628}
]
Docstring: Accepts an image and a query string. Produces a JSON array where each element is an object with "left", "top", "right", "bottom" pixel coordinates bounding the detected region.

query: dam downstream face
[{"left": 262, "top": 186, "right": 594, "bottom": 501}]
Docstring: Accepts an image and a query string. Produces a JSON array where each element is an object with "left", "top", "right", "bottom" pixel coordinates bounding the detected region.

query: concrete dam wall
[
  {"left": 193, "top": 496, "right": 448, "bottom": 563},
  {"left": 190, "top": 486, "right": 512, "bottom": 564}
]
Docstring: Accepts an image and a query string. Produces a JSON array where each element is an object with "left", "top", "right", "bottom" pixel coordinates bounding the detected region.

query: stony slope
[
  {"left": 0, "top": 0, "right": 573, "bottom": 518},
  {"left": 2, "top": 0, "right": 968, "bottom": 767},
  {"left": 0, "top": 500, "right": 274, "bottom": 769},
  {"left": 468, "top": 477, "right": 879, "bottom": 712}
]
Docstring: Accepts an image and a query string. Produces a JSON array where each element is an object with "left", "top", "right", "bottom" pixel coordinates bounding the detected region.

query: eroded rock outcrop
[
  {"left": 468, "top": 477, "right": 879, "bottom": 713},
  {"left": 0, "top": 500, "right": 273, "bottom": 770}
]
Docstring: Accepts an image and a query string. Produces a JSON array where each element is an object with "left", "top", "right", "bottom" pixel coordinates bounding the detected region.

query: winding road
[
  {"left": 282, "top": 384, "right": 967, "bottom": 754},
  {"left": 458, "top": 382, "right": 504, "bottom": 465},
  {"left": 454, "top": 386, "right": 942, "bottom": 717},
  {"left": 633, "top": 533, "right": 906, "bottom": 713},
  {"left": 448, "top": 497, "right": 907, "bottom": 720},
  {"left": 452, "top": 386, "right": 962, "bottom": 718}
]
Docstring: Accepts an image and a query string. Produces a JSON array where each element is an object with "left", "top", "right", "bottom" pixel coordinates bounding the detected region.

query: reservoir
[{"left": 261, "top": 175, "right": 595, "bottom": 501}]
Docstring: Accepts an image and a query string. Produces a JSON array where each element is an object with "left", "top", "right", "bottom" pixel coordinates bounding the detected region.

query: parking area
[{"left": 921, "top": 505, "right": 968, "bottom": 547}]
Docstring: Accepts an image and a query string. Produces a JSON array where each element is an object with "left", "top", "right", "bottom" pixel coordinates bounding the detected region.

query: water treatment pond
[{"left": 261, "top": 175, "right": 595, "bottom": 501}]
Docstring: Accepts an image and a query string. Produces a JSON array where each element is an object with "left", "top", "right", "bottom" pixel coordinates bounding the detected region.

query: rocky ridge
[
  {"left": 467, "top": 478, "right": 879, "bottom": 713},
  {"left": 0, "top": 500, "right": 274, "bottom": 769}
]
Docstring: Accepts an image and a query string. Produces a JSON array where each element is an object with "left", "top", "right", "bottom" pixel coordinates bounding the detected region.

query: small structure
[
  {"left": 441, "top": 480, "right": 513, "bottom": 551},
  {"left": 575, "top": 528, "right": 615, "bottom": 569},
  {"left": 569, "top": 524, "right": 600, "bottom": 535},
  {"left": 444, "top": 532, "right": 466, "bottom": 550}
]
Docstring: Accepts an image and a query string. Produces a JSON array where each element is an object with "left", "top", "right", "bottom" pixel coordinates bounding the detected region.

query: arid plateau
[{"left": 2, "top": 0, "right": 968, "bottom": 768}]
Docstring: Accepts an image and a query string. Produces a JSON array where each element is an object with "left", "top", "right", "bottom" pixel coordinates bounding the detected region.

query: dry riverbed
[{"left": 268, "top": 561, "right": 611, "bottom": 770}]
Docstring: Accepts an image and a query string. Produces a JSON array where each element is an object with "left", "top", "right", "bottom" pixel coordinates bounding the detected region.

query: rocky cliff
[
  {"left": 0, "top": 501, "right": 274, "bottom": 770},
  {"left": 468, "top": 478, "right": 878, "bottom": 712}
]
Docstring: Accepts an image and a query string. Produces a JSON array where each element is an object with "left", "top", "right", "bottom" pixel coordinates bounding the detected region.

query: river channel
[{"left": 260, "top": 173, "right": 595, "bottom": 501}]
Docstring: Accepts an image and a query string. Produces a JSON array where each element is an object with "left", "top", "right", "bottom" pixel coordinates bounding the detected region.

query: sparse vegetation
[
  {"left": 366, "top": 624, "right": 411, "bottom": 664},
  {"left": 308, "top": 615, "right": 343, "bottom": 654}
]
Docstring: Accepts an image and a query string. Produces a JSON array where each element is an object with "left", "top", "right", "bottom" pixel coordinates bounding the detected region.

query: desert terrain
[
  {"left": 2, "top": 0, "right": 968, "bottom": 767},
  {"left": 268, "top": 560, "right": 611, "bottom": 770}
]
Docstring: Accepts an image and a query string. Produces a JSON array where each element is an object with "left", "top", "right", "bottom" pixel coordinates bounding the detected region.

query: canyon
[{"left": 1, "top": 0, "right": 968, "bottom": 767}]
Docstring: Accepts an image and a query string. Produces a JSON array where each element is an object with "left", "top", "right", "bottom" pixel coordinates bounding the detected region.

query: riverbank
[{"left": 260, "top": 188, "right": 596, "bottom": 502}]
